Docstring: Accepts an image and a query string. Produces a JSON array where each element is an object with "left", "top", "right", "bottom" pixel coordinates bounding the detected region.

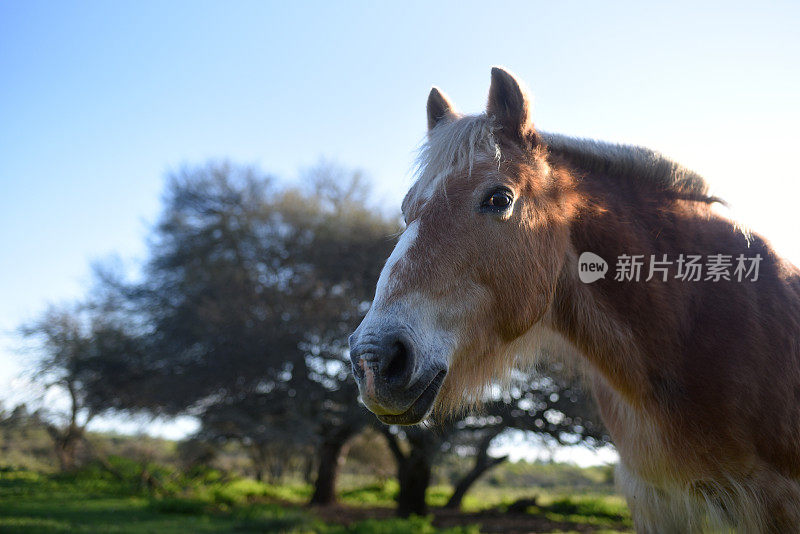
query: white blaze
[{"left": 373, "top": 220, "right": 419, "bottom": 305}]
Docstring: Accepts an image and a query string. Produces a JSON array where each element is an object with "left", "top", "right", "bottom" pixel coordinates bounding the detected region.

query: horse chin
[{"left": 375, "top": 370, "right": 446, "bottom": 425}]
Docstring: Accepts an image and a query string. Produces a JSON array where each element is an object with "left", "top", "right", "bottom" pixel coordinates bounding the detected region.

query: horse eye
[{"left": 482, "top": 190, "right": 513, "bottom": 211}]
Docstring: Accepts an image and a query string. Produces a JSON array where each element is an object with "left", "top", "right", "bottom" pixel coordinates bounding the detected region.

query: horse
[{"left": 348, "top": 67, "right": 800, "bottom": 532}]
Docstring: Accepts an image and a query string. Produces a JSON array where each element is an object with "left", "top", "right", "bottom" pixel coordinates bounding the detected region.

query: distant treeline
[{"left": 0, "top": 402, "right": 614, "bottom": 494}]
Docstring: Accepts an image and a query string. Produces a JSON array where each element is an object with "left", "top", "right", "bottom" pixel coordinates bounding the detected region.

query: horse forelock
[{"left": 405, "top": 114, "right": 501, "bottom": 214}]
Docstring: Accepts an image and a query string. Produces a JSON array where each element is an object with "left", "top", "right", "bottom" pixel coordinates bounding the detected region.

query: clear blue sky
[{"left": 1, "top": 1, "right": 798, "bottom": 447}]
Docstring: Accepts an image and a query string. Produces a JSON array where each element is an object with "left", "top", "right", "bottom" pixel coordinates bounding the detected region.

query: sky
[{"left": 1, "top": 1, "right": 799, "bottom": 460}]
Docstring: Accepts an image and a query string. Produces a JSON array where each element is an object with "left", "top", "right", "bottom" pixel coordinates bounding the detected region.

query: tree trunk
[
  {"left": 381, "top": 426, "right": 442, "bottom": 517},
  {"left": 309, "top": 425, "right": 357, "bottom": 506},
  {"left": 54, "top": 439, "right": 77, "bottom": 471},
  {"left": 309, "top": 439, "right": 343, "bottom": 505},
  {"left": 268, "top": 456, "right": 285, "bottom": 482},
  {"left": 303, "top": 450, "right": 316, "bottom": 484},
  {"left": 46, "top": 382, "right": 94, "bottom": 472},
  {"left": 445, "top": 454, "right": 507, "bottom": 509},
  {"left": 48, "top": 424, "right": 84, "bottom": 472},
  {"left": 248, "top": 445, "right": 268, "bottom": 483},
  {"left": 445, "top": 426, "right": 508, "bottom": 510},
  {"left": 396, "top": 448, "right": 432, "bottom": 517}
]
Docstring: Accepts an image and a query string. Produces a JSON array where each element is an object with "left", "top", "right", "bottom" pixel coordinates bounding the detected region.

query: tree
[
  {"left": 20, "top": 306, "right": 105, "bottom": 471},
  {"left": 84, "top": 161, "right": 400, "bottom": 504}
]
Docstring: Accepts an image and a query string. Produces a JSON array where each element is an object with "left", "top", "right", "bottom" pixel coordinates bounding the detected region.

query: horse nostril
[
  {"left": 350, "top": 334, "right": 416, "bottom": 390},
  {"left": 382, "top": 339, "right": 413, "bottom": 386},
  {"left": 351, "top": 358, "right": 365, "bottom": 381}
]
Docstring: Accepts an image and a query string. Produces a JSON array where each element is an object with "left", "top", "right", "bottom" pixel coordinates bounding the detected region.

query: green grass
[
  {"left": 0, "top": 464, "right": 631, "bottom": 533},
  {"left": 0, "top": 468, "right": 479, "bottom": 533},
  {"left": 338, "top": 480, "right": 632, "bottom": 532},
  {"left": 531, "top": 495, "right": 632, "bottom": 529}
]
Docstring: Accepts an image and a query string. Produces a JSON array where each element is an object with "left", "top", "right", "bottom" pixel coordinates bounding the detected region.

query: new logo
[{"left": 578, "top": 252, "right": 608, "bottom": 283}]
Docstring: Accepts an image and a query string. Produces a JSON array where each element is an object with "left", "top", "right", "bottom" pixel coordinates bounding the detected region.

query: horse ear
[
  {"left": 487, "top": 67, "right": 535, "bottom": 142},
  {"left": 427, "top": 87, "right": 456, "bottom": 131}
]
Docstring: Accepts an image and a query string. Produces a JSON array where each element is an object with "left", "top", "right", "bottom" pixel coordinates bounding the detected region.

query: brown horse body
[
  {"left": 348, "top": 68, "right": 800, "bottom": 531},
  {"left": 550, "top": 134, "right": 800, "bottom": 530}
]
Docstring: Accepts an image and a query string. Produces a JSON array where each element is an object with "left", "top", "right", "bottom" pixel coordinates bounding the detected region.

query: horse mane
[
  {"left": 541, "top": 132, "right": 720, "bottom": 204},
  {"left": 411, "top": 113, "right": 722, "bottom": 206}
]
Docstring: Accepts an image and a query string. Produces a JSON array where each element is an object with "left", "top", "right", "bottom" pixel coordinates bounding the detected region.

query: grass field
[{"left": 0, "top": 464, "right": 633, "bottom": 533}]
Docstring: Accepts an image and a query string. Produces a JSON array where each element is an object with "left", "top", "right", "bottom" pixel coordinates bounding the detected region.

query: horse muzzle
[{"left": 349, "top": 327, "right": 447, "bottom": 425}]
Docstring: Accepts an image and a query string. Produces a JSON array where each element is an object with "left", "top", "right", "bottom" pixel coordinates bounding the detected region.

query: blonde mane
[{"left": 408, "top": 114, "right": 718, "bottom": 209}]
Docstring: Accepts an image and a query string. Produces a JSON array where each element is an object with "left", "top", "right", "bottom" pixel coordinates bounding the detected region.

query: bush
[
  {"left": 339, "top": 480, "right": 397, "bottom": 506},
  {"left": 233, "top": 503, "right": 319, "bottom": 532},
  {"left": 545, "top": 496, "right": 628, "bottom": 521}
]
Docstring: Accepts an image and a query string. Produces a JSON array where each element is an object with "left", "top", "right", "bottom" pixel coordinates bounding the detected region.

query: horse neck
[{"left": 548, "top": 172, "right": 742, "bottom": 406}]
